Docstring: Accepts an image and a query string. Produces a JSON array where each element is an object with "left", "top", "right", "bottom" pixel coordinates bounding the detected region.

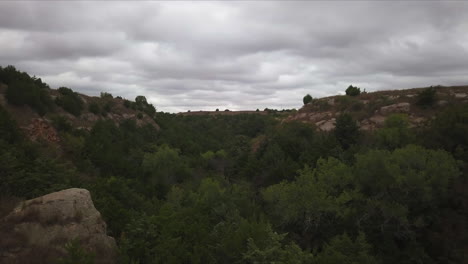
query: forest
[{"left": 0, "top": 66, "right": 467, "bottom": 264}]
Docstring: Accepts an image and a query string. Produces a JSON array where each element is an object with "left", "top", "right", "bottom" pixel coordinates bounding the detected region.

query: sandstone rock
[
  {"left": 454, "top": 93, "right": 467, "bottom": 99},
  {"left": 23, "top": 118, "right": 60, "bottom": 143},
  {"left": 0, "top": 188, "right": 117, "bottom": 264},
  {"left": 380, "top": 102, "right": 410, "bottom": 115},
  {"left": 122, "top": 113, "right": 136, "bottom": 119},
  {"left": 327, "top": 98, "right": 335, "bottom": 106},
  {"left": 437, "top": 100, "right": 448, "bottom": 106},
  {"left": 369, "top": 115, "right": 386, "bottom": 126},
  {"left": 83, "top": 113, "right": 100, "bottom": 122},
  {"left": 296, "top": 113, "right": 307, "bottom": 119},
  {"left": 308, "top": 112, "right": 332, "bottom": 122},
  {"left": 359, "top": 119, "right": 374, "bottom": 131},
  {"left": 316, "top": 118, "right": 335, "bottom": 131}
]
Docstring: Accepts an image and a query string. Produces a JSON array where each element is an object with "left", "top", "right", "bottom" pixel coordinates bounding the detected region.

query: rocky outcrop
[
  {"left": 316, "top": 118, "right": 336, "bottom": 131},
  {"left": 22, "top": 118, "right": 60, "bottom": 143},
  {"left": 0, "top": 188, "right": 117, "bottom": 264},
  {"left": 379, "top": 102, "right": 410, "bottom": 115}
]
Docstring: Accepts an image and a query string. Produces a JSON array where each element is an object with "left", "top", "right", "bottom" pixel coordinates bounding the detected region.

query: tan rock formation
[
  {"left": 380, "top": 102, "right": 410, "bottom": 115},
  {"left": 0, "top": 188, "right": 117, "bottom": 264}
]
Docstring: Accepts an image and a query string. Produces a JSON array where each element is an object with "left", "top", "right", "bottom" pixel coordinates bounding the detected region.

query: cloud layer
[{"left": 1, "top": 1, "right": 468, "bottom": 112}]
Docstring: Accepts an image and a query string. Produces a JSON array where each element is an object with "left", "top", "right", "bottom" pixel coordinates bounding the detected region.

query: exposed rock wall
[{"left": 0, "top": 188, "right": 117, "bottom": 264}]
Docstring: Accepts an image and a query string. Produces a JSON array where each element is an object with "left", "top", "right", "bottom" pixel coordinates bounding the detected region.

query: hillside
[
  {"left": 0, "top": 67, "right": 159, "bottom": 146},
  {"left": 1, "top": 66, "right": 468, "bottom": 264},
  {"left": 288, "top": 85, "right": 468, "bottom": 131}
]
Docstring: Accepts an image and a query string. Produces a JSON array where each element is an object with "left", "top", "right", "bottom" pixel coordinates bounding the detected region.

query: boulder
[
  {"left": 0, "top": 188, "right": 117, "bottom": 264},
  {"left": 454, "top": 93, "right": 467, "bottom": 99},
  {"left": 316, "top": 118, "right": 336, "bottom": 131},
  {"left": 369, "top": 115, "right": 386, "bottom": 126},
  {"left": 308, "top": 112, "right": 332, "bottom": 122},
  {"left": 380, "top": 102, "right": 410, "bottom": 115},
  {"left": 437, "top": 100, "right": 448, "bottom": 107}
]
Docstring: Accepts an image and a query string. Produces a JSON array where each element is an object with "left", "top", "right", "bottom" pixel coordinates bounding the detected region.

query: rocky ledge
[{"left": 0, "top": 188, "right": 117, "bottom": 264}]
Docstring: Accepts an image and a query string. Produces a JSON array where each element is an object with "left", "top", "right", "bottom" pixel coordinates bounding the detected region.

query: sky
[{"left": 1, "top": 1, "right": 468, "bottom": 113}]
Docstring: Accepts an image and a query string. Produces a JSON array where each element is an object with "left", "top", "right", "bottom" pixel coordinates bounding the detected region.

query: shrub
[
  {"left": 102, "top": 101, "right": 113, "bottom": 116},
  {"left": 345, "top": 85, "right": 361, "bottom": 96},
  {"left": 4, "top": 72, "right": 53, "bottom": 116},
  {"left": 51, "top": 115, "right": 72, "bottom": 132},
  {"left": 55, "top": 87, "right": 84, "bottom": 116},
  {"left": 134, "top": 95, "right": 156, "bottom": 117},
  {"left": 334, "top": 113, "right": 359, "bottom": 149},
  {"left": 303, "top": 94, "right": 313, "bottom": 105},
  {"left": 88, "top": 102, "right": 100, "bottom": 115},
  {"left": 123, "top": 100, "right": 132, "bottom": 108},
  {"left": 100, "top": 92, "right": 113, "bottom": 99},
  {"left": 417, "top": 87, "right": 436, "bottom": 108}
]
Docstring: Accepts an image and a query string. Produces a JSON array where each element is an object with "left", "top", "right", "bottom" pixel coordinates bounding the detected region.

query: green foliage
[
  {"left": 0, "top": 105, "right": 21, "bottom": 143},
  {"left": 100, "top": 92, "right": 113, "bottom": 99},
  {"left": 334, "top": 113, "right": 359, "bottom": 149},
  {"left": 57, "top": 239, "right": 95, "bottom": 264},
  {"left": 243, "top": 226, "right": 312, "bottom": 264},
  {"left": 55, "top": 87, "right": 84, "bottom": 116},
  {"left": 51, "top": 115, "right": 73, "bottom": 132},
  {"left": 1, "top": 66, "right": 467, "bottom": 264},
  {"left": 2, "top": 65, "right": 53, "bottom": 115},
  {"left": 88, "top": 102, "right": 100, "bottom": 115},
  {"left": 346, "top": 85, "right": 361, "bottom": 96},
  {"left": 417, "top": 87, "right": 436, "bottom": 108},
  {"left": 134, "top": 95, "right": 156, "bottom": 118},
  {"left": 142, "top": 145, "right": 190, "bottom": 196},
  {"left": 303, "top": 94, "right": 313, "bottom": 105},
  {"left": 375, "top": 114, "right": 413, "bottom": 149},
  {"left": 315, "top": 233, "right": 379, "bottom": 264},
  {"left": 423, "top": 104, "right": 468, "bottom": 160}
]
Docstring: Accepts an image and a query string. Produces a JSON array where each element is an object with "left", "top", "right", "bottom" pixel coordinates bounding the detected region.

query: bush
[
  {"left": 345, "top": 85, "right": 361, "bottom": 96},
  {"left": 88, "top": 102, "right": 100, "bottom": 115},
  {"left": 334, "top": 113, "right": 359, "bottom": 149},
  {"left": 101, "top": 101, "right": 113, "bottom": 116},
  {"left": 51, "top": 115, "right": 72, "bottom": 132},
  {"left": 417, "top": 87, "right": 436, "bottom": 108},
  {"left": 134, "top": 95, "right": 156, "bottom": 117},
  {"left": 55, "top": 87, "right": 84, "bottom": 116},
  {"left": 123, "top": 99, "right": 132, "bottom": 109},
  {"left": 100, "top": 92, "right": 113, "bottom": 99},
  {"left": 303, "top": 94, "right": 313, "bottom": 105},
  {"left": 3, "top": 66, "right": 53, "bottom": 116}
]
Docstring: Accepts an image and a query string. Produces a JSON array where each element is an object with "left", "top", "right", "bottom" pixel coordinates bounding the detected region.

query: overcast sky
[{"left": 1, "top": 1, "right": 468, "bottom": 112}]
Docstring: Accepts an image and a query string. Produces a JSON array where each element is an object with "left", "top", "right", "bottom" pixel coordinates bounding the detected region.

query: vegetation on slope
[{"left": 1, "top": 66, "right": 467, "bottom": 264}]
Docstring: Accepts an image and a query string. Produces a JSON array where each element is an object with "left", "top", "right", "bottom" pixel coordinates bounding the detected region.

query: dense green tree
[
  {"left": 142, "top": 145, "right": 190, "bottom": 197},
  {"left": 334, "top": 113, "right": 359, "bottom": 149},
  {"left": 346, "top": 85, "right": 361, "bottom": 96},
  {"left": 375, "top": 114, "right": 413, "bottom": 149},
  {"left": 416, "top": 87, "right": 436, "bottom": 108},
  {"left": 55, "top": 87, "right": 84, "bottom": 116},
  {"left": 303, "top": 94, "right": 313, "bottom": 105},
  {"left": 315, "top": 233, "right": 379, "bottom": 264}
]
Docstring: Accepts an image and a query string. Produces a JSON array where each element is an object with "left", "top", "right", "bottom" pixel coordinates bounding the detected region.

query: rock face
[
  {"left": 0, "top": 188, "right": 117, "bottom": 264},
  {"left": 380, "top": 102, "right": 410, "bottom": 115},
  {"left": 22, "top": 118, "right": 60, "bottom": 143}
]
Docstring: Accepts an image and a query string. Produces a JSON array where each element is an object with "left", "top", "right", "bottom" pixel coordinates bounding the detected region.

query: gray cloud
[{"left": 1, "top": 1, "right": 468, "bottom": 112}]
